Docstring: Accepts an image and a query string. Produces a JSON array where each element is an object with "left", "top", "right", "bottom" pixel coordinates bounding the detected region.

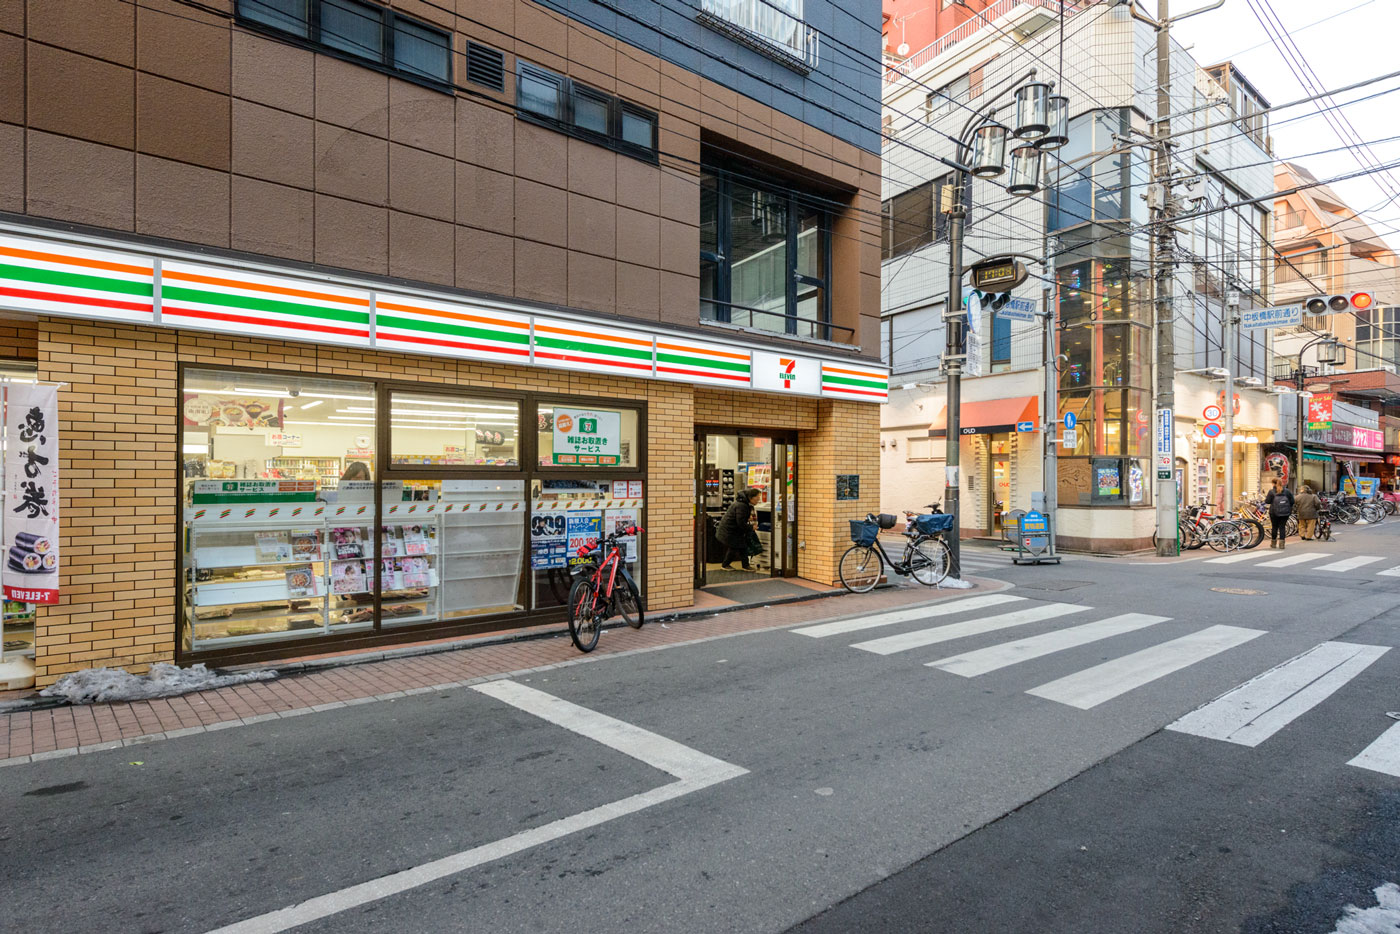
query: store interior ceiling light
[
  {"left": 392, "top": 399, "right": 519, "bottom": 411},
  {"left": 298, "top": 400, "right": 324, "bottom": 409}
]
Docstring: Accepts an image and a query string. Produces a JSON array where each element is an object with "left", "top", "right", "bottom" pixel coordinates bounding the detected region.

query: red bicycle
[{"left": 567, "top": 526, "right": 645, "bottom": 652}]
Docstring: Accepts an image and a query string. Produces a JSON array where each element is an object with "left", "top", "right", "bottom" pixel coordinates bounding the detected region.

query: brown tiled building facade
[{"left": 0, "top": 0, "right": 885, "bottom": 683}]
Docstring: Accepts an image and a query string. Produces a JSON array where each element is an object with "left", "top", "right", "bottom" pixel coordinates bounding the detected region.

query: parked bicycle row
[{"left": 1158, "top": 480, "right": 1387, "bottom": 553}]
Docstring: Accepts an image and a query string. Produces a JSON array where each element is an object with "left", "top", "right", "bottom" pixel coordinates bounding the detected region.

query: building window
[
  {"left": 536, "top": 403, "right": 640, "bottom": 469},
  {"left": 700, "top": 164, "right": 833, "bottom": 340},
  {"left": 697, "top": 0, "right": 818, "bottom": 73},
  {"left": 991, "top": 313, "right": 1011, "bottom": 370},
  {"left": 388, "top": 391, "right": 521, "bottom": 467},
  {"left": 515, "top": 62, "right": 659, "bottom": 161},
  {"left": 1049, "top": 109, "right": 1135, "bottom": 231},
  {"left": 1356, "top": 307, "right": 1400, "bottom": 371},
  {"left": 235, "top": 0, "right": 450, "bottom": 88},
  {"left": 880, "top": 173, "right": 969, "bottom": 260}
]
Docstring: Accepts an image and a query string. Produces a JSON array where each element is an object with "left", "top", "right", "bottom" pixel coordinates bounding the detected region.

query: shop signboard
[
  {"left": 192, "top": 479, "right": 317, "bottom": 503},
  {"left": 751, "top": 351, "right": 821, "bottom": 395},
  {"left": 4, "top": 384, "right": 59, "bottom": 604},
  {"left": 183, "top": 392, "right": 284, "bottom": 430},
  {"left": 1307, "top": 393, "right": 1334, "bottom": 430},
  {"left": 1331, "top": 426, "right": 1384, "bottom": 451},
  {"left": 552, "top": 408, "right": 621, "bottom": 466}
]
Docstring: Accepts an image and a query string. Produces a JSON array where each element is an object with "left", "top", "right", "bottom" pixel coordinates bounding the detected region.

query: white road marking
[
  {"left": 1204, "top": 551, "right": 1270, "bottom": 565},
  {"left": 926, "top": 613, "right": 1170, "bottom": 678},
  {"left": 1315, "top": 555, "right": 1385, "bottom": 573},
  {"left": 1254, "top": 552, "right": 1328, "bottom": 568},
  {"left": 1326, "top": 883, "right": 1400, "bottom": 932},
  {"left": 203, "top": 682, "right": 746, "bottom": 934},
  {"left": 1376, "top": 565, "right": 1400, "bottom": 577},
  {"left": 851, "top": 603, "right": 1087, "bottom": 656},
  {"left": 1026, "top": 625, "right": 1266, "bottom": 710},
  {"left": 791, "top": 594, "right": 1025, "bottom": 638},
  {"left": 1349, "top": 722, "right": 1400, "bottom": 778},
  {"left": 1167, "top": 642, "right": 1390, "bottom": 746}
]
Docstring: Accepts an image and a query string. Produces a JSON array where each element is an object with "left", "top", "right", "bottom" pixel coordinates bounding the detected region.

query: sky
[{"left": 1170, "top": 0, "right": 1400, "bottom": 257}]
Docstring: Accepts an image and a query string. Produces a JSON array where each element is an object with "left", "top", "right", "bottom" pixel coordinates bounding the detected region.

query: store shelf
[
  {"left": 192, "top": 546, "right": 325, "bottom": 569},
  {"left": 191, "top": 578, "right": 324, "bottom": 607}
]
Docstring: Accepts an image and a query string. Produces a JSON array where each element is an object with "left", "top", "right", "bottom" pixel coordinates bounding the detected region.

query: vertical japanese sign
[
  {"left": 1307, "top": 393, "right": 1334, "bottom": 430},
  {"left": 5, "top": 384, "right": 59, "bottom": 604}
]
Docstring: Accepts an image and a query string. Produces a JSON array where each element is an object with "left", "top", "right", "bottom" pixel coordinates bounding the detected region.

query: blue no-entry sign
[{"left": 1064, "top": 412, "right": 1077, "bottom": 431}]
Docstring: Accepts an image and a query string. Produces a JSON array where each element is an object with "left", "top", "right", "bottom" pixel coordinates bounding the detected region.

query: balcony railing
[
  {"left": 702, "top": 298, "right": 851, "bottom": 344},
  {"left": 883, "top": 0, "right": 1094, "bottom": 86},
  {"left": 699, "top": 0, "right": 819, "bottom": 74}
]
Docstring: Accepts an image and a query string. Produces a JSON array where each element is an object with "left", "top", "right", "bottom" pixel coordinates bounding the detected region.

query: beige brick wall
[{"left": 797, "top": 400, "right": 882, "bottom": 586}]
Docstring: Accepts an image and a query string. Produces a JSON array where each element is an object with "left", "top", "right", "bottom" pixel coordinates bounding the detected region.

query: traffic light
[
  {"left": 1305, "top": 293, "right": 1372, "bottom": 315},
  {"left": 973, "top": 290, "right": 1012, "bottom": 311}
]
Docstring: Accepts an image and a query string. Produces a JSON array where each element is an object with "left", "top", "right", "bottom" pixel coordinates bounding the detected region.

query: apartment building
[
  {"left": 1271, "top": 160, "right": 1400, "bottom": 492},
  {"left": 0, "top": 0, "right": 885, "bottom": 683},
  {"left": 877, "top": 0, "right": 1278, "bottom": 551}
]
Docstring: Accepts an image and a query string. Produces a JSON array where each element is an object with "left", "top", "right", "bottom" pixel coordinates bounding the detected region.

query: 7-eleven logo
[{"left": 778, "top": 358, "right": 797, "bottom": 384}]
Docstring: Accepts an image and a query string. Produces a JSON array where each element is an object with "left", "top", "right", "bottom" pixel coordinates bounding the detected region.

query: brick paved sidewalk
[{"left": 0, "top": 580, "right": 1003, "bottom": 766}]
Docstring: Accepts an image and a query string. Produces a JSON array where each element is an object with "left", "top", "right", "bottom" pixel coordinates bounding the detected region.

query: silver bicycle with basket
[{"left": 838, "top": 511, "right": 953, "bottom": 593}]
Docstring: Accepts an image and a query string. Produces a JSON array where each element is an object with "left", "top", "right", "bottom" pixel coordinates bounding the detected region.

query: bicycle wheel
[
  {"left": 567, "top": 578, "right": 601, "bottom": 652},
  {"left": 1240, "top": 518, "right": 1265, "bottom": 549},
  {"left": 1385, "top": 500, "right": 1398, "bottom": 516},
  {"left": 908, "top": 537, "right": 950, "bottom": 587},
  {"left": 1185, "top": 523, "right": 1207, "bottom": 550},
  {"left": 1207, "top": 521, "right": 1243, "bottom": 552},
  {"left": 616, "top": 579, "right": 645, "bottom": 629},
  {"left": 1285, "top": 515, "right": 1298, "bottom": 537},
  {"left": 1339, "top": 505, "right": 1361, "bottom": 524},
  {"left": 838, "top": 544, "right": 882, "bottom": 593},
  {"left": 1361, "top": 503, "right": 1385, "bottom": 524}
]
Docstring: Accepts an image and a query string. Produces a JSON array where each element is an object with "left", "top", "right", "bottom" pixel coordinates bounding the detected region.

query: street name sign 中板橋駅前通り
[{"left": 1241, "top": 304, "right": 1302, "bottom": 330}]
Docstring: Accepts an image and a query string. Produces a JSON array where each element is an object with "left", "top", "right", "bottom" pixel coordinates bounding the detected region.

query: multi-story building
[
  {"left": 0, "top": 0, "right": 886, "bottom": 684},
  {"left": 878, "top": 0, "right": 1279, "bottom": 551},
  {"left": 1271, "top": 161, "right": 1400, "bottom": 492}
]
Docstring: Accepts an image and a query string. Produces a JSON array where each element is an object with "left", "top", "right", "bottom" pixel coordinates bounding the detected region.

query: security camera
[{"left": 289, "top": 388, "right": 300, "bottom": 397}]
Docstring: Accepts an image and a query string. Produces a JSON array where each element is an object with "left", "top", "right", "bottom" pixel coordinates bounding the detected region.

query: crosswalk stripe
[
  {"left": 1379, "top": 566, "right": 1400, "bottom": 577},
  {"left": 1205, "top": 551, "right": 1270, "bottom": 565},
  {"left": 1025, "top": 624, "right": 1266, "bottom": 710},
  {"left": 791, "top": 594, "right": 1025, "bottom": 639},
  {"left": 1254, "top": 552, "right": 1328, "bottom": 568},
  {"left": 1349, "top": 722, "right": 1400, "bottom": 778},
  {"left": 1315, "top": 555, "right": 1384, "bottom": 573},
  {"left": 926, "top": 613, "right": 1170, "bottom": 678},
  {"left": 1167, "top": 641, "right": 1390, "bottom": 746},
  {"left": 851, "top": 603, "right": 1086, "bottom": 656}
]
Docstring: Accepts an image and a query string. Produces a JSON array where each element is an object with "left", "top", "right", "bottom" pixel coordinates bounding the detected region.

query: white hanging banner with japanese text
[{"left": 5, "top": 384, "right": 59, "bottom": 604}]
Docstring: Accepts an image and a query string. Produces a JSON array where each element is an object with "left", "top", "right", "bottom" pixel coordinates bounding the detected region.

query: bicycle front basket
[
  {"left": 849, "top": 519, "right": 879, "bottom": 547},
  {"left": 913, "top": 513, "right": 955, "bottom": 536}
]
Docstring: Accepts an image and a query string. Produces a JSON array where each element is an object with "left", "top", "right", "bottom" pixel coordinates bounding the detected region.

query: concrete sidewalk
[{"left": 0, "top": 579, "right": 1001, "bottom": 767}]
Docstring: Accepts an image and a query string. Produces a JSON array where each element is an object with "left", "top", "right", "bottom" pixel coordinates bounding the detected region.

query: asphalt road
[{"left": 4, "top": 525, "right": 1400, "bottom": 934}]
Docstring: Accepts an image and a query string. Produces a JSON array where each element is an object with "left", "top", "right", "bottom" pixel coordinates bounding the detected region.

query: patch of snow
[
  {"left": 939, "top": 577, "right": 975, "bottom": 589},
  {"left": 40, "top": 662, "right": 277, "bottom": 705},
  {"left": 1330, "top": 882, "right": 1400, "bottom": 934}
]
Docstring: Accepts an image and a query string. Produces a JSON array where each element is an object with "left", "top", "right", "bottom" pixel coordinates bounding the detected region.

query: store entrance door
[
  {"left": 695, "top": 430, "right": 797, "bottom": 587},
  {"left": 990, "top": 435, "right": 1011, "bottom": 532}
]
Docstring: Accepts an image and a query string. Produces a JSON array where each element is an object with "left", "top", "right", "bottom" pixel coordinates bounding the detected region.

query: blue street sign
[
  {"left": 1016, "top": 420, "right": 1035, "bottom": 433},
  {"left": 1203, "top": 422, "right": 1223, "bottom": 439},
  {"left": 1064, "top": 412, "right": 1077, "bottom": 430},
  {"left": 1020, "top": 510, "right": 1048, "bottom": 534}
]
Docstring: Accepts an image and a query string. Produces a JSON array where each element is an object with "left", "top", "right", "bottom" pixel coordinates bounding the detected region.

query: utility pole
[
  {"left": 1152, "top": 0, "right": 1178, "bottom": 555},
  {"left": 1224, "top": 290, "right": 1238, "bottom": 510},
  {"left": 1042, "top": 252, "right": 1058, "bottom": 542},
  {"left": 1132, "top": 0, "right": 1225, "bottom": 555},
  {"left": 945, "top": 198, "right": 966, "bottom": 577}
]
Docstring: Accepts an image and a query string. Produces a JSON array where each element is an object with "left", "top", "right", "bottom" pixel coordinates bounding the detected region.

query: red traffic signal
[{"left": 1351, "top": 291, "right": 1374, "bottom": 310}]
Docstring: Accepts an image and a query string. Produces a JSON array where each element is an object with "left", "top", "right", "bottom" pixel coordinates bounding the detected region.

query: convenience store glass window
[
  {"left": 536, "top": 403, "right": 639, "bottom": 469},
  {"left": 180, "top": 369, "right": 377, "bottom": 652},
  {"left": 388, "top": 391, "right": 520, "bottom": 467}
]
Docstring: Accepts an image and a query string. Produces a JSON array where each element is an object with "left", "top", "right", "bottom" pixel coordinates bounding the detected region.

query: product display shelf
[
  {"left": 376, "top": 517, "right": 442, "bottom": 627},
  {"left": 2, "top": 601, "right": 35, "bottom": 658},
  {"left": 186, "top": 516, "right": 333, "bottom": 648}
]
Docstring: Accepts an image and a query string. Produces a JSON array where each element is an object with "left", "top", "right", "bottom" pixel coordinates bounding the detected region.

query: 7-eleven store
[{"left": 0, "top": 227, "right": 887, "bottom": 681}]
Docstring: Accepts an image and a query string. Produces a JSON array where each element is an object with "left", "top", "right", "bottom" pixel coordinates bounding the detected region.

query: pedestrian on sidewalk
[
  {"left": 1264, "top": 477, "right": 1295, "bottom": 549},
  {"left": 1296, "top": 482, "right": 1320, "bottom": 540},
  {"left": 717, "top": 487, "right": 762, "bottom": 570}
]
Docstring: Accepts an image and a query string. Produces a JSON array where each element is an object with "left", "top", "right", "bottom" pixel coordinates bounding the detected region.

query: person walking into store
[
  {"left": 717, "top": 487, "right": 761, "bottom": 570},
  {"left": 1296, "top": 482, "right": 1320, "bottom": 541},
  {"left": 1264, "top": 476, "right": 1295, "bottom": 549}
]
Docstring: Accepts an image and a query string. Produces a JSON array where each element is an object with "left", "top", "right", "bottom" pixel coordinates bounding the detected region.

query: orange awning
[{"left": 929, "top": 397, "right": 1038, "bottom": 436}]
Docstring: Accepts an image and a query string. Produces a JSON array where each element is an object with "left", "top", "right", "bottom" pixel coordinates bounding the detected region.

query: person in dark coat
[
  {"left": 1264, "top": 476, "right": 1295, "bottom": 549},
  {"left": 716, "top": 487, "right": 761, "bottom": 570}
]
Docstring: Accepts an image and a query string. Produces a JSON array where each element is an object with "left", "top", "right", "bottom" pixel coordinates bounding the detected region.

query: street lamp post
[
  {"left": 1287, "top": 334, "right": 1345, "bottom": 493},
  {"left": 943, "top": 69, "right": 1059, "bottom": 578}
]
